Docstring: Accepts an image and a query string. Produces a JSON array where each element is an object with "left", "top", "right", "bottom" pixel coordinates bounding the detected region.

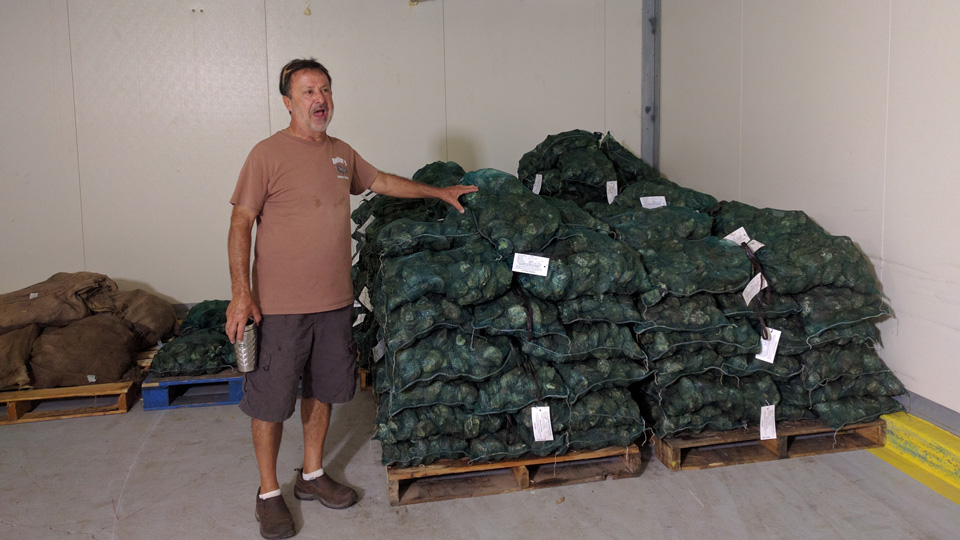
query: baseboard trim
[{"left": 870, "top": 412, "right": 960, "bottom": 505}]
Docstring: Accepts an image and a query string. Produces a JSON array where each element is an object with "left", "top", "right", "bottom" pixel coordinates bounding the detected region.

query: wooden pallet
[
  {"left": 141, "top": 368, "right": 243, "bottom": 411},
  {"left": 387, "top": 444, "right": 642, "bottom": 506},
  {"left": 0, "top": 381, "right": 138, "bottom": 426},
  {"left": 653, "top": 418, "right": 886, "bottom": 471}
]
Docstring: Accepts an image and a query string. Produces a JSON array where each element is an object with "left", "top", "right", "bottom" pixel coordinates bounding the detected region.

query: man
[{"left": 226, "top": 58, "right": 477, "bottom": 539}]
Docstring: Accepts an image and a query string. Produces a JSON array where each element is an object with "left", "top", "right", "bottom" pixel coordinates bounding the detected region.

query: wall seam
[
  {"left": 65, "top": 0, "right": 86, "bottom": 270},
  {"left": 263, "top": 0, "right": 272, "bottom": 133},
  {"left": 442, "top": 0, "right": 449, "bottom": 162},
  {"left": 880, "top": 0, "right": 893, "bottom": 279},
  {"left": 738, "top": 0, "right": 744, "bottom": 201}
]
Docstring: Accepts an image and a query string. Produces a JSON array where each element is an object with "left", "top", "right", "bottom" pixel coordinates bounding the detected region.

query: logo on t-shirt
[{"left": 332, "top": 157, "right": 349, "bottom": 180}]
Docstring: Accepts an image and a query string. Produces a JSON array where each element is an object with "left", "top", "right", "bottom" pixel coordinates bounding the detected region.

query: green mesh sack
[
  {"left": 648, "top": 372, "right": 780, "bottom": 418},
  {"left": 460, "top": 169, "right": 562, "bottom": 256},
  {"left": 352, "top": 309, "right": 380, "bottom": 369},
  {"left": 812, "top": 396, "right": 904, "bottom": 429},
  {"left": 806, "top": 319, "right": 880, "bottom": 349},
  {"left": 468, "top": 425, "right": 568, "bottom": 462},
  {"left": 556, "top": 357, "right": 651, "bottom": 402},
  {"left": 518, "top": 130, "right": 604, "bottom": 189},
  {"left": 636, "top": 293, "right": 732, "bottom": 333},
  {"left": 567, "top": 388, "right": 644, "bottom": 431},
  {"left": 599, "top": 132, "right": 662, "bottom": 185},
  {"left": 567, "top": 424, "right": 646, "bottom": 451},
  {"left": 720, "top": 353, "right": 802, "bottom": 381},
  {"left": 517, "top": 230, "right": 653, "bottom": 301},
  {"left": 639, "top": 321, "right": 761, "bottom": 361},
  {"left": 384, "top": 379, "right": 478, "bottom": 417},
  {"left": 377, "top": 294, "right": 471, "bottom": 353},
  {"left": 373, "top": 218, "right": 453, "bottom": 258},
  {"left": 471, "top": 290, "right": 565, "bottom": 338},
  {"left": 647, "top": 404, "right": 744, "bottom": 438},
  {"left": 637, "top": 237, "right": 752, "bottom": 299},
  {"left": 586, "top": 204, "right": 714, "bottom": 245},
  {"left": 556, "top": 144, "right": 618, "bottom": 195},
  {"left": 712, "top": 201, "right": 880, "bottom": 295},
  {"left": 795, "top": 287, "right": 891, "bottom": 337},
  {"left": 179, "top": 300, "right": 229, "bottom": 335},
  {"left": 516, "top": 398, "right": 572, "bottom": 433},
  {"left": 729, "top": 315, "right": 810, "bottom": 356},
  {"left": 374, "top": 403, "right": 505, "bottom": 444},
  {"left": 385, "top": 330, "right": 514, "bottom": 391},
  {"left": 377, "top": 240, "right": 512, "bottom": 312},
  {"left": 381, "top": 434, "right": 470, "bottom": 467},
  {"left": 716, "top": 292, "right": 802, "bottom": 320},
  {"left": 541, "top": 196, "right": 612, "bottom": 235},
  {"left": 475, "top": 362, "right": 569, "bottom": 414},
  {"left": 148, "top": 329, "right": 235, "bottom": 376},
  {"left": 613, "top": 178, "right": 719, "bottom": 213},
  {"left": 806, "top": 372, "right": 905, "bottom": 405},
  {"left": 650, "top": 349, "right": 725, "bottom": 387},
  {"left": 557, "top": 295, "right": 643, "bottom": 325},
  {"left": 798, "top": 343, "right": 891, "bottom": 390},
  {"left": 521, "top": 322, "right": 645, "bottom": 364}
]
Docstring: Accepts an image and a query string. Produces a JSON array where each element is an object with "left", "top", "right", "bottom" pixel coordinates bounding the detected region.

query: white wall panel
[
  {"left": 70, "top": 0, "right": 268, "bottom": 302},
  {"left": 880, "top": 1, "right": 960, "bottom": 413},
  {"left": 0, "top": 0, "right": 84, "bottom": 292},
  {"left": 264, "top": 0, "right": 446, "bottom": 179},
  {"left": 444, "top": 0, "right": 606, "bottom": 174},
  {"left": 660, "top": 0, "right": 742, "bottom": 202},
  {"left": 604, "top": 0, "right": 645, "bottom": 154},
  {"left": 740, "top": 0, "right": 888, "bottom": 257}
]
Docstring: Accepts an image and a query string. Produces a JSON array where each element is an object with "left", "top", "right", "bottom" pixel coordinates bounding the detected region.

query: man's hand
[
  {"left": 436, "top": 184, "right": 479, "bottom": 213},
  {"left": 226, "top": 294, "right": 261, "bottom": 344}
]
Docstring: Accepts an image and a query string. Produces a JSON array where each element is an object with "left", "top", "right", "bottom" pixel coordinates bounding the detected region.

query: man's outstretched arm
[{"left": 368, "top": 172, "right": 478, "bottom": 213}]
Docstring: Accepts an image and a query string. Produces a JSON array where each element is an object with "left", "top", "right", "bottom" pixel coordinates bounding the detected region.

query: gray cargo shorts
[{"left": 238, "top": 306, "right": 356, "bottom": 423}]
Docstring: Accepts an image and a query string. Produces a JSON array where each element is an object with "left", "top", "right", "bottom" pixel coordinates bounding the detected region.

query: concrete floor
[{"left": 1, "top": 385, "right": 958, "bottom": 540}]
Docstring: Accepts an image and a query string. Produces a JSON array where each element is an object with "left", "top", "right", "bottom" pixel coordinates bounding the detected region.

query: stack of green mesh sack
[{"left": 352, "top": 129, "right": 904, "bottom": 465}]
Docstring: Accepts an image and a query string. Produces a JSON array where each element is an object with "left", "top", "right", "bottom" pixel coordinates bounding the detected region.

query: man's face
[{"left": 283, "top": 69, "right": 334, "bottom": 135}]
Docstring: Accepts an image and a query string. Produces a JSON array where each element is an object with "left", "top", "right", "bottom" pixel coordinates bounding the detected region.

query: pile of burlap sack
[
  {"left": 0, "top": 272, "right": 176, "bottom": 391},
  {"left": 352, "top": 130, "right": 905, "bottom": 467}
]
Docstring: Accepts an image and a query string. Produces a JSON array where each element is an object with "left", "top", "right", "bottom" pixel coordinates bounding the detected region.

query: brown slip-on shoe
[
  {"left": 294, "top": 471, "right": 359, "bottom": 509},
  {"left": 255, "top": 489, "right": 296, "bottom": 539}
]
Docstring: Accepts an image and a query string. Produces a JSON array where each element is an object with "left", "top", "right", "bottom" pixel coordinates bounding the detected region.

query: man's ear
[{"left": 282, "top": 95, "right": 292, "bottom": 114}]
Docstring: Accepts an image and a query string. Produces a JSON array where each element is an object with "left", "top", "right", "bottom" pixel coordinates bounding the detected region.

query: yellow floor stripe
[{"left": 870, "top": 412, "right": 960, "bottom": 505}]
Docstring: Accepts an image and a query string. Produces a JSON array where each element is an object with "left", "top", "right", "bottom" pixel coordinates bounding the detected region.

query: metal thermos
[{"left": 234, "top": 319, "right": 258, "bottom": 373}]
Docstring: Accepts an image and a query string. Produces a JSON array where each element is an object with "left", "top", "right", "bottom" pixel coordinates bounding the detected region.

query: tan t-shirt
[{"left": 230, "top": 130, "right": 378, "bottom": 314}]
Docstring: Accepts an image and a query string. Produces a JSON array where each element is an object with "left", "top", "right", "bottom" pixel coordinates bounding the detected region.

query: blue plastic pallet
[{"left": 141, "top": 369, "right": 243, "bottom": 411}]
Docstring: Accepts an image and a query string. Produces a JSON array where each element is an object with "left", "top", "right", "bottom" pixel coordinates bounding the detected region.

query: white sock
[
  {"left": 258, "top": 489, "right": 282, "bottom": 500},
  {"left": 301, "top": 468, "right": 325, "bottom": 481}
]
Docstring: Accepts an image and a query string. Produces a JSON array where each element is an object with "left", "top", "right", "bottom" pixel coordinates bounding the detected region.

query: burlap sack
[
  {"left": 0, "top": 272, "right": 118, "bottom": 332},
  {"left": 29, "top": 314, "right": 138, "bottom": 389},
  {"left": 0, "top": 324, "right": 40, "bottom": 390},
  {"left": 87, "top": 289, "right": 177, "bottom": 348}
]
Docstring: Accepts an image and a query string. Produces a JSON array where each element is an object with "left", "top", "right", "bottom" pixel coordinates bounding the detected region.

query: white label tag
[
  {"left": 87, "top": 374, "right": 97, "bottom": 383},
  {"left": 724, "top": 227, "right": 764, "bottom": 251},
  {"left": 374, "top": 340, "right": 386, "bottom": 361},
  {"left": 512, "top": 253, "right": 550, "bottom": 277},
  {"left": 755, "top": 328, "right": 782, "bottom": 363},
  {"left": 29, "top": 292, "right": 39, "bottom": 300},
  {"left": 532, "top": 174, "right": 543, "bottom": 195},
  {"left": 358, "top": 287, "right": 372, "bottom": 311},
  {"left": 606, "top": 181, "right": 618, "bottom": 204},
  {"left": 640, "top": 196, "right": 667, "bottom": 209},
  {"left": 532, "top": 406, "right": 555, "bottom": 442},
  {"left": 741, "top": 273, "right": 768, "bottom": 305},
  {"left": 358, "top": 215, "right": 374, "bottom": 234},
  {"left": 760, "top": 405, "right": 777, "bottom": 440}
]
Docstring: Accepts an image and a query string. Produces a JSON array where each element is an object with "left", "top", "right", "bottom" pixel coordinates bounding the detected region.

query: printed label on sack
[
  {"left": 760, "top": 405, "right": 777, "bottom": 440},
  {"left": 741, "top": 273, "right": 768, "bottom": 305},
  {"left": 29, "top": 292, "right": 38, "bottom": 300},
  {"left": 532, "top": 174, "right": 543, "bottom": 195},
  {"left": 606, "top": 181, "right": 618, "bottom": 204},
  {"left": 532, "top": 406, "right": 555, "bottom": 442},
  {"left": 755, "top": 328, "right": 782, "bottom": 364},
  {"left": 87, "top": 374, "right": 97, "bottom": 383},
  {"left": 513, "top": 253, "right": 550, "bottom": 277},
  {"left": 640, "top": 196, "right": 667, "bottom": 209},
  {"left": 724, "top": 227, "right": 765, "bottom": 252},
  {"left": 374, "top": 340, "right": 386, "bottom": 361}
]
